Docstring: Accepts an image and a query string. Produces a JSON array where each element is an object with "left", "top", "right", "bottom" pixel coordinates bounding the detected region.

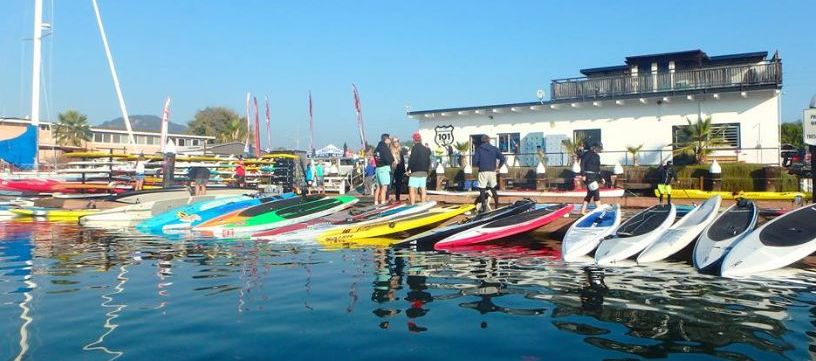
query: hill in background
[{"left": 96, "top": 115, "right": 187, "bottom": 133}]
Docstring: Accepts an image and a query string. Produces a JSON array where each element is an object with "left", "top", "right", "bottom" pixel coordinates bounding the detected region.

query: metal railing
[{"left": 551, "top": 61, "right": 782, "bottom": 101}]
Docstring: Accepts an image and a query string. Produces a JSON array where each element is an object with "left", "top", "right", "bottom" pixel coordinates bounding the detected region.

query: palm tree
[
  {"left": 218, "top": 117, "right": 248, "bottom": 143},
  {"left": 53, "top": 110, "right": 92, "bottom": 148},
  {"left": 673, "top": 116, "right": 728, "bottom": 164},
  {"left": 561, "top": 138, "right": 585, "bottom": 164},
  {"left": 454, "top": 141, "right": 470, "bottom": 167},
  {"left": 625, "top": 144, "right": 643, "bottom": 166}
]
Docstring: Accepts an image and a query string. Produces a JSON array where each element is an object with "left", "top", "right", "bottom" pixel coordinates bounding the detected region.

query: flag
[
  {"left": 244, "top": 92, "right": 251, "bottom": 154},
  {"left": 352, "top": 83, "right": 367, "bottom": 149},
  {"left": 159, "top": 96, "right": 172, "bottom": 153},
  {"left": 265, "top": 96, "right": 271, "bottom": 150},
  {"left": 253, "top": 96, "right": 261, "bottom": 158},
  {"left": 308, "top": 91, "right": 315, "bottom": 155}
]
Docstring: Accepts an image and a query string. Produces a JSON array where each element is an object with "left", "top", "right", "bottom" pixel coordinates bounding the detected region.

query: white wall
[{"left": 415, "top": 89, "right": 780, "bottom": 165}]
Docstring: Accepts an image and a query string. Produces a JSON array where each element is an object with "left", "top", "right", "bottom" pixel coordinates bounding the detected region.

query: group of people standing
[{"left": 370, "top": 132, "right": 432, "bottom": 205}]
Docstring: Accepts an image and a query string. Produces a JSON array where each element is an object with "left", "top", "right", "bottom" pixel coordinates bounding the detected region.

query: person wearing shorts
[
  {"left": 472, "top": 134, "right": 505, "bottom": 212},
  {"left": 407, "top": 132, "right": 431, "bottom": 205},
  {"left": 315, "top": 161, "right": 325, "bottom": 194},
  {"left": 134, "top": 156, "right": 146, "bottom": 191},
  {"left": 192, "top": 166, "right": 210, "bottom": 196},
  {"left": 374, "top": 133, "right": 395, "bottom": 205},
  {"left": 656, "top": 160, "right": 676, "bottom": 205},
  {"left": 305, "top": 162, "right": 315, "bottom": 195}
]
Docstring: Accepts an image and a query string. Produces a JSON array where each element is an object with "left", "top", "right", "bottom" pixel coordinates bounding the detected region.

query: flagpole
[
  {"left": 308, "top": 91, "right": 314, "bottom": 156},
  {"left": 264, "top": 96, "right": 271, "bottom": 151}
]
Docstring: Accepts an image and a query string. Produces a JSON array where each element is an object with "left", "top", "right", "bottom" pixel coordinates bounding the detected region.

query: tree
[
  {"left": 561, "top": 138, "right": 585, "bottom": 164},
  {"left": 454, "top": 141, "right": 470, "bottom": 167},
  {"left": 625, "top": 144, "right": 643, "bottom": 166},
  {"left": 781, "top": 122, "right": 804, "bottom": 149},
  {"left": 672, "top": 115, "right": 728, "bottom": 164},
  {"left": 188, "top": 106, "right": 248, "bottom": 143},
  {"left": 53, "top": 110, "right": 92, "bottom": 148}
]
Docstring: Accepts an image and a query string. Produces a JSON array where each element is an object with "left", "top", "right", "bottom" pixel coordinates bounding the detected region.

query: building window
[
  {"left": 94, "top": 133, "right": 104, "bottom": 142},
  {"left": 39, "top": 124, "right": 50, "bottom": 131},
  {"left": 102, "top": 133, "right": 112, "bottom": 143},
  {"left": 177, "top": 138, "right": 186, "bottom": 146},
  {"left": 574, "top": 129, "right": 601, "bottom": 149},
  {"left": 673, "top": 122, "right": 740, "bottom": 149},
  {"left": 497, "top": 133, "right": 520, "bottom": 154}
]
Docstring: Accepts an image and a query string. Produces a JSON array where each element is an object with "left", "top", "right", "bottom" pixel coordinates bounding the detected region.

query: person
[
  {"left": 134, "top": 155, "right": 146, "bottom": 191},
  {"left": 407, "top": 132, "right": 431, "bottom": 205},
  {"left": 234, "top": 156, "right": 246, "bottom": 188},
  {"left": 391, "top": 137, "right": 406, "bottom": 202},
  {"left": 374, "top": 133, "right": 395, "bottom": 205},
  {"left": 315, "top": 160, "right": 325, "bottom": 194},
  {"left": 446, "top": 144, "right": 455, "bottom": 167},
  {"left": 191, "top": 166, "right": 209, "bottom": 196},
  {"left": 364, "top": 152, "right": 377, "bottom": 196},
  {"left": 580, "top": 143, "right": 603, "bottom": 215},
  {"left": 656, "top": 160, "right": 676, "bottom": 205},
  {"left": 304, "top": 161, "right": 315, "bottom": 195},
  {"left": 511, "top": 138, "right": 520, "bottom": 167},
  {"left": 472, "top": 134, "right": 505, "bottom": 212},
  {"left": 536, "top": 145, "right": 546, "bottom": 166}
]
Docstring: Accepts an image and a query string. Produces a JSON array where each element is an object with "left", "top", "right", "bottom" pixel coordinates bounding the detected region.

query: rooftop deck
[{"left": 551, "top": 61, "right": 782, "bottom": 101}]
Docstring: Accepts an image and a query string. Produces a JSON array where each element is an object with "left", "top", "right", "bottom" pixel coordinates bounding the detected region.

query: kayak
[
  {"left": 653, "top": 189, "right": 809, "bottom": 201},
  {"left": 637, "top": 196, "right": 722, "bottom": 263},
  {"left": 428, "top": 188, "right": 625, "bottom": 198},
  {"left": 693, "top": 200, "right": 758, "bottom": 274},
  {"left": 252, "top": 201, "right": 437, "bottom": 242},
  {"left": 11, "top": 207, "right": 101, "bottom": 219},
  {"left": 318, "top": 204, "right": 475, "bottom": 244},
  {"left": 720, "top": 204, "right": 816, "bottom": 277},
  {"left": 0, "top": 178, "right": 64, "bottom": 193},
  {"left": 434, "top": 204, "right": 573, "bottom": 249},
  {"left": 594, "top": 204, "right": 677, "bottom": 265},
  {"left": 250, "top": 202, "right": 407, "bottom": 240},
  {"left": 196, "top": 195, "right": 324, "bottom": 230},
  {"left": 392, "top": 199, "right": 537, "bottom": 251},
  {"left": 109, "top": 187, "right": 256, "bottom": 204},
  {"left": 79, "top": 195, "right": 230, "bottom": 226},
  {"left": 138, "top": 193, "right": 296, "bottom": 233},
  {"left": 202, "top": 196, "right": 359, "bottom": 238},
  {"left": 561, "top": 204, "right": 622, "bottom": 262}
]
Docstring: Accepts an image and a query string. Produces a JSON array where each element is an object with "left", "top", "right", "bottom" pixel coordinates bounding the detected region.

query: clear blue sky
[{"left": 1, "top": 1, "right": 814, "bottom": 150}]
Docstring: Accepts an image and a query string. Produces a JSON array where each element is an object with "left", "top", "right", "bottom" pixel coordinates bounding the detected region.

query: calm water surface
[{"left": 2, "top": 219, "right": 816, "bottom": 361}]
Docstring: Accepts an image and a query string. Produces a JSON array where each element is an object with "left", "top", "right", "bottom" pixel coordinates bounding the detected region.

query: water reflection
[{"left": 1, "top": 220, "right": 815, "bottom": 360}]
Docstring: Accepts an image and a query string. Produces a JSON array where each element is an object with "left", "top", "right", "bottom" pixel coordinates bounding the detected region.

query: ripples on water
[{"left": 1, "top": 219, "right": 816, "bottom": 360}]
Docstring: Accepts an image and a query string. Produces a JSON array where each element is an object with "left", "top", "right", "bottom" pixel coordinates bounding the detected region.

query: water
[{"left": 2, "top": 219, "right": 816, "bottom": 360}]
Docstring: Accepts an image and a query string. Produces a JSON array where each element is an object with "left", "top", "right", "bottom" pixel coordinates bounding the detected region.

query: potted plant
[
  {"left": 454, "top": 141, "right": 470, "bottom": 168},
  {"left": 626, "top": 144, "right": 643, "bottom": 166}
]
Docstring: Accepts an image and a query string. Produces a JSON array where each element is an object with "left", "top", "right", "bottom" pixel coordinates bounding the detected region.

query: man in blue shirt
[{"left": 472, "top": 135, "right": 505, "bottom": 212}]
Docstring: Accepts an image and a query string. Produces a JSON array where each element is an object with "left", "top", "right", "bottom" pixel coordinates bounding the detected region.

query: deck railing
[{"left": 551, "top": 61, "right": 782, "bottom": 101}]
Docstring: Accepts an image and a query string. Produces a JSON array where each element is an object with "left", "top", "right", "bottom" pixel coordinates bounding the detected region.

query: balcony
[{"left": 551, "top": 61, "right": 782, "bottom": 101}]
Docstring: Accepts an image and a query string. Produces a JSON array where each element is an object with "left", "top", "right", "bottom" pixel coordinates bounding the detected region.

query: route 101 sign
[{"left": 805, "top": 108, "right": 816, "bottom": 146}]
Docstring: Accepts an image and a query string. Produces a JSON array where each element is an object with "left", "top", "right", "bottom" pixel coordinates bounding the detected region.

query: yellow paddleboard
[
  {"left": 654, "top": 189, "right": 809, "bottom": 200},
  {"left": 11, "top": 208, "right": 101, "bottom": 219},
  {"left": 261, "top": 153, "right": 299, "bottom": 159},
  {"left": 318, "top": 237, "right": 397, "bottom": 249},
  {"left": 318, "top": 204, "right": 474, "bottom": 244}
]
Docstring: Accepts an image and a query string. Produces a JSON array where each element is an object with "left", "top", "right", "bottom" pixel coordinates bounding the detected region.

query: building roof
[{"left": 0, "top": 117, "right": 213, "bottom": 139}]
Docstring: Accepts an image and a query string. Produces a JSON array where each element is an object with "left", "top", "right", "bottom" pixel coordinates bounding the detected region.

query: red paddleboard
[
  {"left": 0, "top": 178, "right": 64, "bottom": 193},
  {"left": 434, "top": 204, "right": 573, "bottom": 249}
]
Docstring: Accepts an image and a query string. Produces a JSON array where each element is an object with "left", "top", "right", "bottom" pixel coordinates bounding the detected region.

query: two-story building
[{"left": 408, "top": 49, "right": 783, "bottom": 166}]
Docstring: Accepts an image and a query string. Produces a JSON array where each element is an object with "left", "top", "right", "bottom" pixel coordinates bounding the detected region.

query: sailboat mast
[
  {"left": 91, "top": 0, "right": 135, "bottom": 145},
  {"left": 31, "top": 0, "right": 43, "bottom": 171}
]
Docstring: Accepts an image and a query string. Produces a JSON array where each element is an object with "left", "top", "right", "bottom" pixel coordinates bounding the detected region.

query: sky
[{"left": 1, "top": 1, "right": 815, "bottom": 150}]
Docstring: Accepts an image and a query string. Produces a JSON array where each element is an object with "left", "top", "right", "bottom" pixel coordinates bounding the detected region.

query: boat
[
  {"left": 318, "top": 204, "right": 475, "bottom": 244},
  {"left": 392, "top": 199, "right": 537, "bottom": 251},
  {"left": 637, "top": 196, "right": 722, "bottom": 263},
  {"left": 79, "top": 195, "right": 233, "bottom": 226},
  {"left": 252, "top": 201, "right": 437, "bottom": 242},
  {"left": 692, "top": 199, "right": 759, "bottom": 274},
  {"left": 108, "top": 187, "right": 256, "bottom": 204},
  {"left": 201, "top": 196, "right": 359, "bottom": 238},
  {"left": 11, "top": 207, "right": 101, "bottom": 220},
  {"left": 561, "top": 204, "right": 622, "bottom": 262},
  {"left": 594, "top": 204, "right": 676, "bottom": 265},
  {"left": 428, "top": 188, "right": 625, "bottom": 198},
  {"left": 137, "top": 193, "right": 296, "bottom": 233},
  {"left": 720, "top": 204, "right": 816, "bottom": 277},
  {"left": 434, "top": 204, "right": 573, "bottom": 250},
  {"left": 653, "top": 189, "right": 809, "bottom": 201}
]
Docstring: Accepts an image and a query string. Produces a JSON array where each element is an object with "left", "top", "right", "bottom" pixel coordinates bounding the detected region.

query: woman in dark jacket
[{"left": 392, "top": 139, "right": 407, "bottom": 202}]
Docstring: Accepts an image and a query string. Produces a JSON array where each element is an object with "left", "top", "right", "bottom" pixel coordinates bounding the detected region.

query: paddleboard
[
  {"left": 434, "top": 203, "right": 573, "bottom": 249},
  {"left": 428, "top": 188, "right": 625, "bottom": 198},
  {"left": 594, "top": 204, "right": 676, "bottom": 265},
  {"left": 720, "top": 204, "right": 816, "bottom": 277},
  {"left": 561, "top": 204, "right": 622, "bottom": 262},
  {"left": 637, "top": 196, "right": 722, "bottom": 263},
  {"left": 693, "top": 200, "right": 758, "bottom": 274}
]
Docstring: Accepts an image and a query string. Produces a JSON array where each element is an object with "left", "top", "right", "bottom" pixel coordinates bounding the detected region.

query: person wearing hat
[
  {"left": 407, "top": 132, "right": 431, "bottom": 205},
  {"left": 374, "top": 133, "right": 396, "bottom": 205},
  {"left": 579, "top": 142, "right": 604, "bottom": 215},
  {"left": 656, "top": 160, "right": 676, "bottom": 205}
]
